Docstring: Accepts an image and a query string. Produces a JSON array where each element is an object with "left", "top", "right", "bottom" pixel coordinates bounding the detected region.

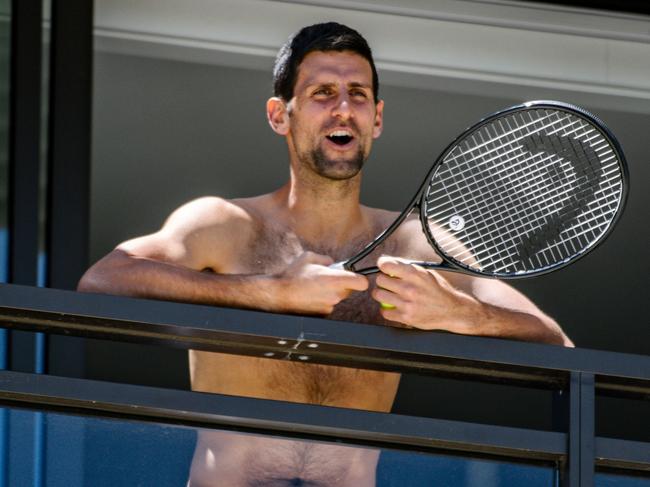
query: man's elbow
[
  {"left": 561, "top": 334, "right": 575, "bottom": 348},
  {"left": 77, "top": 269, "right": 100, "bottom": 293},
  {"left": 76, "top": 250, "right": 129, "bottom": 294},
  {"left": 77, "top": 264, "right": 112, "bottom": 294},
  {"left": 549, "top": 318, "right": 574, "bottom": 348}
]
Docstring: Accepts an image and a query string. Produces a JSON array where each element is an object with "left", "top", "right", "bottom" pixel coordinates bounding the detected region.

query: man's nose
[{"left": 332, "top": 94, "right": 352, "bottom": 119}]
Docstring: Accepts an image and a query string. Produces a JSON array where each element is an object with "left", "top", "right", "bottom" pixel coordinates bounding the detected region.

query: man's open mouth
[{"left": 326, "top": 130, "right": 354, "bottom": 146}]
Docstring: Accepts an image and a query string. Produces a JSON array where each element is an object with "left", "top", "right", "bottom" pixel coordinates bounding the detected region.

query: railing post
[
  {"left": 45, "top": 0, "right": 93, "bottom": 378},
  {"left": 564, "top": 371, "right": 595, "bottom": 487},
  {"left": 7, "top": 0, "right": 42, "bottom": 374},
  {"left": 7, "top": 2, "right": 47, "bottom": 487}
]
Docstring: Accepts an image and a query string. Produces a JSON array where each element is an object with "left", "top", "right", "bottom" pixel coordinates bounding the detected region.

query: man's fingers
[
  {"left": 379, "top": 306, "right": 403, "bottom": 323},
  {"left": 338, "top": 273, "right": 369, "bottom": 291},
  {"left": 373, "top": 287, "right": 403, "bottom": 308},
  {"left": 376, "top": 256, "right": 418, "bottom": 279},
  {"left": 375, "top": 272, "right": 405, "bottom": 294}
]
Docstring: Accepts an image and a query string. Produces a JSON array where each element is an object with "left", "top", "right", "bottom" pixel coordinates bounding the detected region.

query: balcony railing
[{"left": 0, "top": 283, "right": 649, "bottom": 486}]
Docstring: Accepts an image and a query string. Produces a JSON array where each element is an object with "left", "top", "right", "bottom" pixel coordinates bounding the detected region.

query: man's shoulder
[
  {"left": 159, "top": 195, "right": 272, "bottom": 271},
  {"left": 165, "top": 195, "right": 264, "bottom": 231}
]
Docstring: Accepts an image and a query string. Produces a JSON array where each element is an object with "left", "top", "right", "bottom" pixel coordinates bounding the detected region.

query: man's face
[{"left": 285, "top": 50, "right": 384, "bottom": 180}]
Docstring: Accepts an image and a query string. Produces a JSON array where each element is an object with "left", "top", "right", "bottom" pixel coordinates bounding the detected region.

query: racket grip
[
  {"left": 355, "top": 260, "right": 451, "bottom": 275},
  {"left": 329, "top": 259, "right": 421, "bottom": 274},
  {"left": 356, "top": 260, "right": 428, "bottom": 275}
]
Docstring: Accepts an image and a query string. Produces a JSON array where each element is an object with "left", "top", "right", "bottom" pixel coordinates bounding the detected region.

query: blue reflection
[
  {"left": 0, "top": 228, "right": 7, "bottom": 372},
  {"left": 597, "top": 473, "right": 650, "bottom": 486},
  {"left": 0, "top": 230, "right": 6, "bottom": 487},
  {"left": 84, "top": 415, "right": 195, "bottom": 487},
  {"left": 0, "top": 406, "right": 560, "bottom": 487},
  {"left": 0, "top": 408, "right": 195, "bottom": 487},
  {"left": 0, "top": 228, "right": 6, "bottom": 283},
  {"left": 378, "top": 449, "right": 555, "bottom": 487}
]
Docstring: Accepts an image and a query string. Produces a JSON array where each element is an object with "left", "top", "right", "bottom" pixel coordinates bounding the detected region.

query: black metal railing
[{"left": 0, "top": 283, "right": 649, "bottom": 486}]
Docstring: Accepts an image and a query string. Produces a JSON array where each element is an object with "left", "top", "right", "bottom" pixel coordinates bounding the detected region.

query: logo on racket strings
[{"left": 448, "top": 215, "right": 465, "bottom": 231}]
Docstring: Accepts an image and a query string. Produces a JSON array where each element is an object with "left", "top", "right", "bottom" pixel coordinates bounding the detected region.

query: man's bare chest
[
  {"left": 234, "top": 223, "right": 396, "bottom": 325},
  {"left": 191, "top": 218, "right": 404, "bottom": 409}
]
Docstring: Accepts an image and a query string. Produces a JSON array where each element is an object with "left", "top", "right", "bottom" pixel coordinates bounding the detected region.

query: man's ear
[
  {"left": 372, "top": 99, "right": 384, "bottom": 139},
  {"left": 267, "top": 97, "right": 290, "bottom": 135}
]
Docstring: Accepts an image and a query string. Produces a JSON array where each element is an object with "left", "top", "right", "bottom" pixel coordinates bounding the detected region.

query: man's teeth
[{"left": 329, "top": 130, "right": 352, "bottom": 137}]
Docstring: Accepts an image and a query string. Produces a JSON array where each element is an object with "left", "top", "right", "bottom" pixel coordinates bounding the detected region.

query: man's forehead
[{"left": 296, "top": 50, "right": 373, "bottom": 87}]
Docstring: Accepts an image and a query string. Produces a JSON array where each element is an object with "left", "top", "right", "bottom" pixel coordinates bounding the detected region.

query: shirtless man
[{"left": 79, "top": 22, "right": 572, "bottom": 486}]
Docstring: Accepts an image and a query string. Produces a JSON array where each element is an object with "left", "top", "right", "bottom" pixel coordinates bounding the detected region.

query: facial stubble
[{"left": 309, "top": 144, "right": 366, "bottom": 181}]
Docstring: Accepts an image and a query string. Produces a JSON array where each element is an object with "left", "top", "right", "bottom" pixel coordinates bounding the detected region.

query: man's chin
[
  {"left": 316, "top": 161, "right": 364, "bottom": 180},
  {"left": 312, "top": 150, "right": 366, "bottom": 180}
]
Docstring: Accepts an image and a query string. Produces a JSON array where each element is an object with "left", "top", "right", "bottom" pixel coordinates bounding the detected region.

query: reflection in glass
[
  {"left": 0, "top": 405, "right": 556, "bottom": 487},
  {"left": 597, "top": 472, "right": 650, "bottom": 487}
]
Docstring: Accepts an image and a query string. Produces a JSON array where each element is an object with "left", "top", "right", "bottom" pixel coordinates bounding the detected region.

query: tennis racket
[{"left": 332, "top": 101, "right": 628, "bottom": 278}]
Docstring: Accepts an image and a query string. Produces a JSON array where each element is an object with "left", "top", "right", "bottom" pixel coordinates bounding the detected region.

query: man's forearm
[
  {"left": 374, "top": 258, "right": 573, "bottom": 347},
  {"left": 465, "top": 301, "right": 574, "bottom": 347},
  {"left": 77, "top": 250, "right": 280, "bottom": 311},
  {"left": 79, "top": 250, "right": 368, "bottom": 316}
]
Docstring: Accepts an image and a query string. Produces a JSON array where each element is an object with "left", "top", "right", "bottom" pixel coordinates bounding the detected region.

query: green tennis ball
[{"left": 380, "top": 302, "right": 396, "bottom": 310}]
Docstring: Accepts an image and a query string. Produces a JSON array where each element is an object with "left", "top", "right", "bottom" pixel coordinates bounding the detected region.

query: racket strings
[
  {"left": 465, "top": 194, "right": 616, "bottom": 270},
  {"left": 436, "top": 113, "right": 605, "bottom": 204},
  {"left": 433, "top": 120, "right": 546, "bottom": 253},
  {"left": 479, "top": 180, "right": 621, "bottom": 272},
  {"left": 433, "top": 114, "right": 583, "bottom": 186},
  {"left": 424, "top": 108, "right": 624, "bottom": 275},
  {"left": 443, "top": 124, "right": 539, "bottom": 267},
  {"left": 466, "top": 127, "right": 616, "bottom": 270},
  {"left": 434, "top": 113, "right": 585, "bottom": 262},
  {"left": 435, "top": 160, "right": 586, "bottom": 262},
  {"left": 511, "top": 119, "right": 604, "bottom": 260},
  {"left": 427, "top": 139, "right": 592, "bottom": 222},
  {"left": 428, "top": 114, "right": 590, "bottom": 230},
  {"left": 459, "top": 144, "right": 615, "bottom": 269}
]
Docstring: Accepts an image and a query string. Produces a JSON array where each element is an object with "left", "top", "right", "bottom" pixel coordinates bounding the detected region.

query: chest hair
[{"left": 228, "top": 219, "right": 400, "bottom": 405}]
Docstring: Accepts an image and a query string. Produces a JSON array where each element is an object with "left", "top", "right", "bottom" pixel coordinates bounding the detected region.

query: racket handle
[
  {"left": 356, "top": 260, "right": 461, "bottom": 275},
  {"left": 355, "top": 260, "right": 426, "bottom": 275},
  {"left": 329, "top": 259, "right": 423, "bottom": 274},
  {"left": 330, "top": 261, "right": 379, "bottom": 273},
  {"left": 331, "top": 260, "right": 456, "bottom": 275}
]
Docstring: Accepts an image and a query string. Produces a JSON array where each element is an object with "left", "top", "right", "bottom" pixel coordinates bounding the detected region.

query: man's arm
[
  {"left": 78, "top": 197, "right": 368, "bottom": 315},
  {"left": 372, "top": 256, "right": 573, "bottom": 347}
]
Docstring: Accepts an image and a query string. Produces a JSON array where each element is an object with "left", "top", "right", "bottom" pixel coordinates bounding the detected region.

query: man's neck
[{"left": 272, "top": 175, "right": 370, "bottom": 249}]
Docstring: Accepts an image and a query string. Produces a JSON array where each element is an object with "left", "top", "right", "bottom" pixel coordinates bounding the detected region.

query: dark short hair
[{"left": 273, "top": 22, "right": 379, "bottom": 103}]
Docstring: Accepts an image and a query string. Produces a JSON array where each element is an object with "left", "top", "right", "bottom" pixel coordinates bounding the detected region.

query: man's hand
[
  {"left": 273, "top": 251, "right": 369, "bottom": 315},
  {"left": 371, "top": 256, "right": 573, "bottom": 346},
  {"left": 372, "top": 256, "right": 480, "bottom": 333}
]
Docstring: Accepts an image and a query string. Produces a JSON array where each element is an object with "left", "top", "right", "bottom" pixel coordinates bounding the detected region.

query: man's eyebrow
[
  {"left": 348, "top": 81, "right": 371, "bottom": 89},
  {"left": 305, "top": 81, "right": 336, "bottom": 89},
  {"left": 304, "top": 80, "right": 371, "bottom": 90}
]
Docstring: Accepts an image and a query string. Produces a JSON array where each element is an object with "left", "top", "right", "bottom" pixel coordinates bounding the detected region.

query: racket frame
[{"left": 343, "top": 100, "right": 629, "bottom": 278}]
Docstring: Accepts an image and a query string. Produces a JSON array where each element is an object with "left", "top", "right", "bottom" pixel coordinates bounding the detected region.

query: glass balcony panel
[{"left": 0, "top": 405, "right": 556, "bottom": 487}]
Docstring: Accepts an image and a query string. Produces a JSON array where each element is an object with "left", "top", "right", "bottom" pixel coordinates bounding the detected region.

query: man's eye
[
  {"left": 313, "top": 88, "right": 332, "bottom": 96},
  {"left": 350, "top": 90, "right": 368, "bottom": 99}
]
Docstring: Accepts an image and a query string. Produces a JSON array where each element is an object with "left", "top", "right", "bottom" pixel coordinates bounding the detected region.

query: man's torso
[{"left": 188, "top": 195, "right": 436, "bottom": 412}]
